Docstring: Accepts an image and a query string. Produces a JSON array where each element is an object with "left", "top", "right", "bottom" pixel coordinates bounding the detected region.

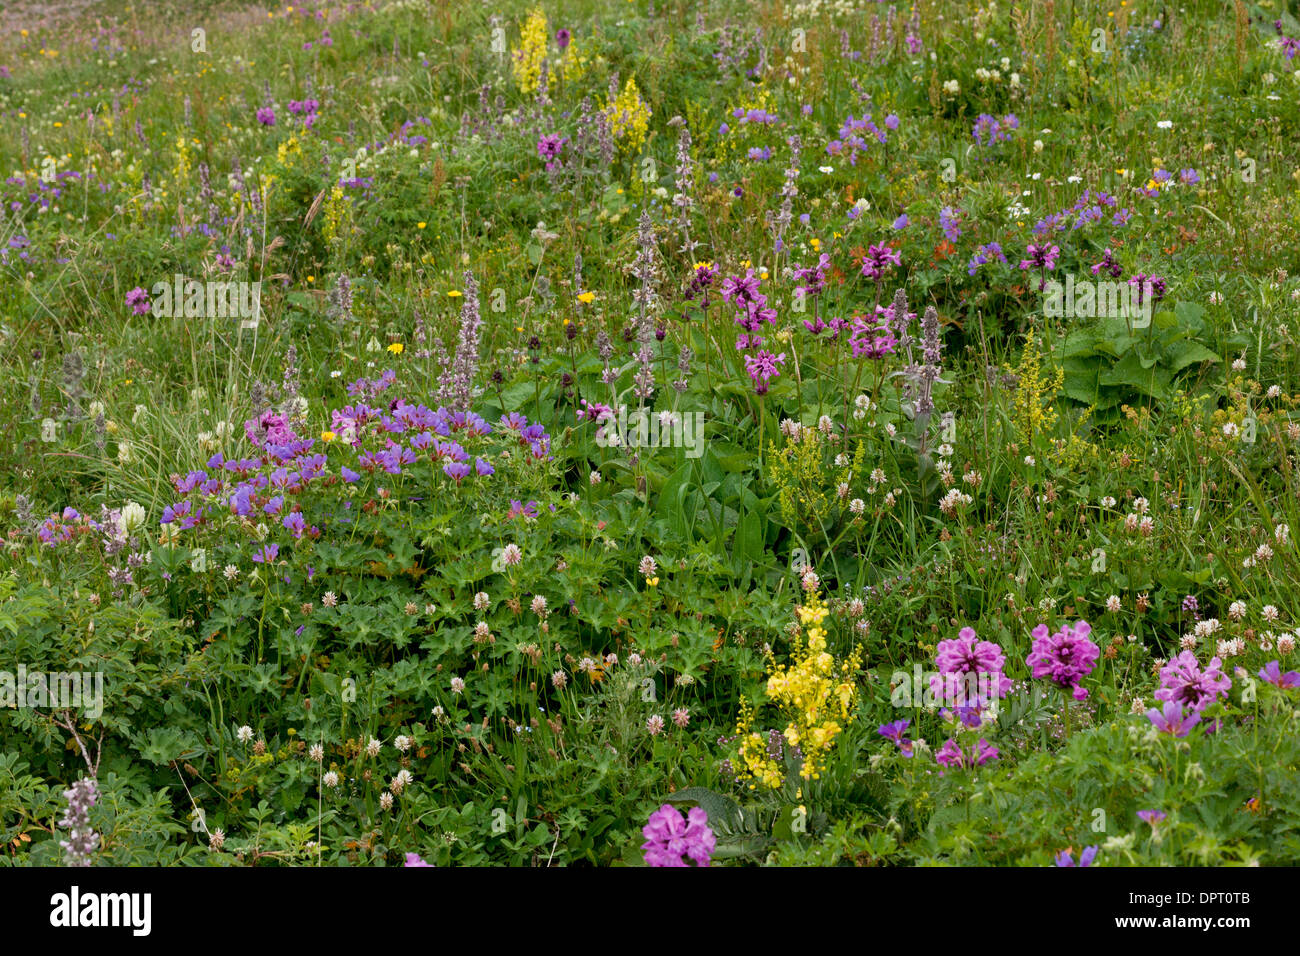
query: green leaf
[{"left": 1165, "top": 340, "right": 1221, "bottom": 373}]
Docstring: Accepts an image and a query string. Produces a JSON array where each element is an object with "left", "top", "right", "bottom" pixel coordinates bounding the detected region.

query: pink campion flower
[
  {"left": 1025, "top": 620, "right": 1101, "bottom": 700},
  {"left": 125, "top": 287, "right": 151, "bottom": 315},
  {"left": 1154, "top": 651, "right": 1231, "bottom": 712},
  {"left": 641, "top": 804, "right": 715, "bottom": 867}
]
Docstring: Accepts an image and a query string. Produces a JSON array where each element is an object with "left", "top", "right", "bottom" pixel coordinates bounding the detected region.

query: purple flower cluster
[
  {"left": 1154, "top": 651, "right": 1231, "bottom": 712},
  {"left": 849, "top": 304, "right": 904, "bottom": 359},
  {"left": 967, "top": 242, "right": 1007, "bottom": 276},
  {"left": 287, "top": 98, "right": 321, "bottom": 129},
  {"left": 972, "top": 113, "right": 1018, "bottom": 147},
  {"left": 721, "top": 269, "right": 785, "bottom": 394},
  {"left": 641, "top": 804, "right": 716, "bottom": 867},
  {"left": 1128, "top": 273, "right": 1167, "bottom": 306},
  {"left": 1033, "top": 188, "right": 1129, "bottom": 236},
  {"left": 930, "top": 626, "right": 1014, "bottom": 705},
  {"left": 936, "top": 737, "right": 998, "bottom": 770},
  {"left": 58, "top": 777, "right": 100, "bottom": 867},
  {"left": 860, "top": 241, "right": 901, "bottom": 282},
  {"left": 1026, "top": 620, "right": 1101, "bottom": 700},
  {"left": 145, "top": 372, "right": 552, "bottom": 567},
  {"left": 826, "top": 112, "right": 894, "bottom": 164},
  {"left": 536, "top": 134, "right": 567, "bottom": 170},
  {"left": 125, "top": 286, "right": 151, "bottom": 315}
]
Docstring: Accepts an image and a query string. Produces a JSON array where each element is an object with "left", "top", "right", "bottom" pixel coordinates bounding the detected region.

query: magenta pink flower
[
  {"left": 936, "top": 737, "right": 998, "bottom": 770},
  {"left": 744, "top": 349, "right": 786, "bottom": 394},
  {"left": 1154, "top": 651, "right": 1231, "bottom": 712},
  {"left": 930, "top": 627, "right": 1013, "bottom": 703},
  {"left": 404, "top": 852, "right": 432, "bottom": 867},
  {"left": 1026, "top": 620, "right": 1100, "bottom": 700},
  {"left": 125, "top": 287, "right": 151, "bottom": 315},
  {"left": 641, "top": 804, "right": 715, "bottom": 867}
]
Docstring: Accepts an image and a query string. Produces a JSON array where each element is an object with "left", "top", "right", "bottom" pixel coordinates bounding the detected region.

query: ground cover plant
[{"left": 1, "top": 0, "right": 1300, "bottom": 868}]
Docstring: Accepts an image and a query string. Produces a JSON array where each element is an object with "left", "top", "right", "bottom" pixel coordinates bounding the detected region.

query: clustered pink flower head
[
  {"left": 404, "top": 852, "right": 432, "bottom": 867},
  {"left": 1025, "top": 620, "right": 1101, "bottom": 700},
  {"left": 1154, "top": 650, "right": 1231, "bottom": 712},
  {"left": 244, "top": 410, "right": 299, "bottom": 450},
  {"left": 936, "top": 737, "right": 998, "bottom": 770},
  {"left": 930, "top": 627, "right": 1014, "bottom": 703},
  {"left": 641, "top": 804, "right": 715, "bottom": 867}
]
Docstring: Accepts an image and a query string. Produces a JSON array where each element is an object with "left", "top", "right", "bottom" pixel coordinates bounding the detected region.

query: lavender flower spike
[
  {"left": 449, "top": 271, "right": 482, "bottom": 413},
  {"left": 59, "top": 777, "right": 100, "bottom": 867}
]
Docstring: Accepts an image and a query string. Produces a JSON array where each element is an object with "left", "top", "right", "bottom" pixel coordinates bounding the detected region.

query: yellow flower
[
  {"left": 510, "top": 8, "right": 549, "bottom": 94},
  {"left": 448, "top": 290, "right": 463, "bottom": 298},
  {"left": 417, "top": 222, "right": 427, "bottom": 230},
  {"left": 321, "top": 431, "right": 337, "bottom": 442},
  {"left": 604, "top": 77, "right": 652, "bottom": 153},
  {"left": 387, "top": 343, "right": 404, "bottom": 354},
  {"left": 577, "top": 291, "right": 596, "bottom": 303},
  {"left": 646, "top": 576, "right": 659, "bottom": 587}
]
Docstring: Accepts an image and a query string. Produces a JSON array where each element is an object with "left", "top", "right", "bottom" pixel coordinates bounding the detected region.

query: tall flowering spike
[
  {"left": 670, "top": 118, "right": 696, "bottom": 254},
  {"left": 58, "top": 777, "right": 100, "bottom": 867},
  {"left": 632, "top": 211, "right": 659, "bottom": 400},
  {"left": 772, "top": 134, "right": 801, "bottom": 251},
  {"left": 449, "top": 271, "right": 482, "bottom": 413}
]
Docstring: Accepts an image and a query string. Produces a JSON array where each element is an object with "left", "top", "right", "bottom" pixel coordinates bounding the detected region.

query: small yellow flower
[
  {"left": 448, "top": 290, "right": 462, "bottom": 298},
  {"left": 417, "top": 222, "right": 426, "bottom": 229},
  {"left": 321, "top": 430, "right": 337, "bottom": 442},
  {"left": 577, "top": 291, "right": 596, "bottom": 303},
  {"left": 646, "top": 576, "right": 659, "bottom": 587},
  {"left": 387, "top": 343, "right": 404, "bottom": 354}
]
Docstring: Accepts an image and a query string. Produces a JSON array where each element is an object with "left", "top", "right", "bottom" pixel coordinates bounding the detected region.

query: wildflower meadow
[{"left": 1, "top": 0, "right": 1299, "bottom": 897}]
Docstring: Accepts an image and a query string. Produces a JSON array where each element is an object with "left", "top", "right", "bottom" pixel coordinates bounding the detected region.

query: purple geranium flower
[
  {"left": 1146, "top": 700, "right": 1201, "bottom": 737},
  {"left": 1258, "top": 660, "right": 1300, "bottom": 689},
  {"left": 878, "top": 720, "right": 914, "bottom": 757},
  {"left": 1055, "top": 846, "right": 1098, "bottom": 867}
]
